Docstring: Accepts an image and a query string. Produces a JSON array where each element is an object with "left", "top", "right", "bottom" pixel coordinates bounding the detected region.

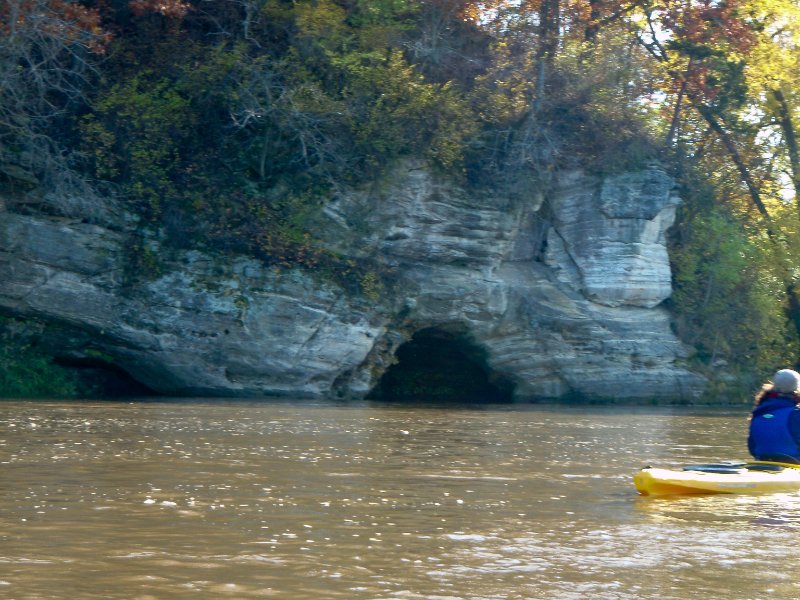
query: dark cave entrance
[
  {"left": 55, "top": 356, "right": 159, "bottom": 398},
  {"left": 368, "top": 327, "right": 514, "bottom": 403}
]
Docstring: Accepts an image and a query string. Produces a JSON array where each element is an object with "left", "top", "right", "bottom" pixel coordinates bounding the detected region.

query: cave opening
[
  {"left": 55, "top": 356, "right": 159, "bottom": 398},
  {"left": 368, "top": 327, "right": 514, "bottom": 403}
]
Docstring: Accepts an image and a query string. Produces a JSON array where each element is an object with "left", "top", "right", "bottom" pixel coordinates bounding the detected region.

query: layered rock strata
[{"left": 0, "top": 163, "right": 705, "bottom": 401}]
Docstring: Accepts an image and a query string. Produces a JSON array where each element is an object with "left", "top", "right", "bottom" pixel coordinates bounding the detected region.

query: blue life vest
[{"left": 748, "top": 395, "right": 800, "bottom": 461}]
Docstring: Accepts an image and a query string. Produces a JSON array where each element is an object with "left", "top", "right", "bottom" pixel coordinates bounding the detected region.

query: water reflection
[
  {"left": 636, "top": 489, "right": 800, "bottom": 527},
  {"left": 2, "top": 401, "right": 799, "bottom": 599}
]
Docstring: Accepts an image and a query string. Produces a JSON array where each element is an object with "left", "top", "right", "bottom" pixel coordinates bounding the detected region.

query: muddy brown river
[{"left": 2, "top": 400, "right": 798, "bottom": 599}]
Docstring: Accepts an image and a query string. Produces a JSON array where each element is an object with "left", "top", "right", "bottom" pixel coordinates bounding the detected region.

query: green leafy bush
[
  {"left": 669, "top": 205, "right": 800, "bottom": 395},
  {"left": 0, "top": 343, "right": 78, "bottom": 399},
  {"left": 339, "top": 49, "right": 477, "bottom": 171},
  {"left": 82, "top": 73, "right": 194, "bottom": 217}
]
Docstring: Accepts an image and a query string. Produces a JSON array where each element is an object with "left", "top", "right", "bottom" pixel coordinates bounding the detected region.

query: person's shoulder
[
  {"left": 755, "top": 384, "right": 777, "bottom": 404},
  {"left": 757, "top": 393, "right": 796, "bottom": 409}
]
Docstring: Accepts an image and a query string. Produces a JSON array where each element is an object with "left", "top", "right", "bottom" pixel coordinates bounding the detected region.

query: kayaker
[{"left": 748, "top": 369, "right": 800, "bottom": 463}]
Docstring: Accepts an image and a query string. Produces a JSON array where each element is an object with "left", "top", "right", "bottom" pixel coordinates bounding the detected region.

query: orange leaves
[
  {"left": 1, "top": 0, "right": 110, "bottom": 52},
  {"left": 653, "top": 0, "right": 757, "bottom": 106},
  {"left": 660, "top": 0, "right": 757, "bottom": 54},
  {"left": 0, "top": 0, "right": 188, "bottom": 56}
]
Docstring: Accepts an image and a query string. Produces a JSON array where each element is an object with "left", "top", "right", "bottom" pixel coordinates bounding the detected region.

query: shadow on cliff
[{"left": 367, "top": 327, "right": 514, "bottom": 404}]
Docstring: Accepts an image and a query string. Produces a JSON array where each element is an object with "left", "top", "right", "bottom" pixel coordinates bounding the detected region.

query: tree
[
  {"left": 669, "top": 203, "right": 800, "bottom": 391},
  {"left": 0, "top": 0, "right": 106, "bottom": 203},
  {"left": 744, "top": 0, "right": 800, "bottom": 213}
]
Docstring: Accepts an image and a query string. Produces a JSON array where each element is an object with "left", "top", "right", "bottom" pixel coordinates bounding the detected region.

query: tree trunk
[
  {"left": 666, "top": 62, "right": 691, "bottom": 147},
  {"left": 771, "top": 88, "right": 800, "bottom": 210},
  {"left": 692, "top": 99, "right": 771, "bottom": 220},
  {"left": 584, "top": 0, "right": 602, "bottom": 43},
  {"left": 533, "top": 0, "right": 560, "bottom": 112}
]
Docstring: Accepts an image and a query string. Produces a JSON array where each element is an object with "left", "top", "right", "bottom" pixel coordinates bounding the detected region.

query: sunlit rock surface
[
  {"left": 0, "top": 162, "right": 705, "bottom": 401},
  {"left": 544, "top": 168, "right": 679, "bottom": 308}
]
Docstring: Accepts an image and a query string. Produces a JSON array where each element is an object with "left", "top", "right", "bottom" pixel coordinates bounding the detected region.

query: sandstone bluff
[{"left": 0, "top": 163, "right": 705, "bottom": 401}]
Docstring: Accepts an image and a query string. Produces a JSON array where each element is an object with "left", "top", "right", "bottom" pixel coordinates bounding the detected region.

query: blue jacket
[{"left": 748, "top": 392, "right": 800, "bottom": 462}]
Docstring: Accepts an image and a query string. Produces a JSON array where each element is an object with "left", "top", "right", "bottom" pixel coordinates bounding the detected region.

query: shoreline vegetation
[{"left": 3, "top": 1, "right": 800, "bottom": 403}]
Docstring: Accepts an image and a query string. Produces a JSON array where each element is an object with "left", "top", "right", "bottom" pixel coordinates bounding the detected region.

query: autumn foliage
[{"left": 2, "top": 0, "right": 800, "bottom": 384}]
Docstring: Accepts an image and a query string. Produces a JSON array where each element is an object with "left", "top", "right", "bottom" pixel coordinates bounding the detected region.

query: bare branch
[{"left": 0, "top": 0, "right": 106, "bottom": 213}]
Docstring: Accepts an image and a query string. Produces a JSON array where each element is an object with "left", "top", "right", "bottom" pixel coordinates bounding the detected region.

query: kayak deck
[{"left": 634, "top": 462, "right": 800, "bottom": 496}]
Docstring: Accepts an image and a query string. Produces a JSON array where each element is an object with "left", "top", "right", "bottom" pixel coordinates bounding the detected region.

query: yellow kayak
[{"left": 634, "top": 462, "right": 800, "bottom": 496}]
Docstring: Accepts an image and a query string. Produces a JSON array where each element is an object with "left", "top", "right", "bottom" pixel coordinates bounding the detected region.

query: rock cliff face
[{"left": 0, "top": 163, "right": 705, "bottom": 401}]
